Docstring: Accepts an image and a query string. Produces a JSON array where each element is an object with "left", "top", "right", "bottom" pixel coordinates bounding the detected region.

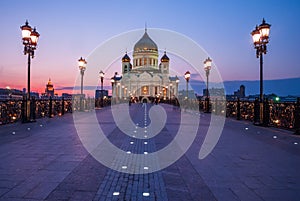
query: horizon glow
[{"left": 1, "top": 0, "right": 300, "bottom": 96}]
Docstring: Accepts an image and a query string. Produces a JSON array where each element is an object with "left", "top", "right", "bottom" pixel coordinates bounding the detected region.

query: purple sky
[{"left": 0, "top": 0, "right": 299, "bottom": 95}]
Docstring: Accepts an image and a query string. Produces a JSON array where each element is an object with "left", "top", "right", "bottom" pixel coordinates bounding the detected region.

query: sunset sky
[{"left": 1, "top": 0, "right": 300, "bottom": 96}]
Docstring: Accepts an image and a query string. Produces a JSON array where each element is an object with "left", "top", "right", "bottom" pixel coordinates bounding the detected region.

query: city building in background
[
  {"left": 226, "top": 85, "right": 246, "bottom": 101},
  {"left": 178, "top": 89, "right": 195, "bottom": 99},
  {"left": 0, "top": 87, "right": 23, "bottom": 100},
  {"left": 234, "top": 85, "right": 245, "bottom": 99},
  {"left": 95, "top": 89, "right": 108, "bottom": 99},
  {"left": 62, "top": 93, "right": 73, "bottom": 99},
  {"left": 203, "top": 88, "right": 226, "bottom": 98},
  {"left": 44, "top": 78, "right": 55, "bottom": 98}
]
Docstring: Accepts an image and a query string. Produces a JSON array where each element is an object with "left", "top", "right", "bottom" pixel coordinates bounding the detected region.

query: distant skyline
[{"left": 1, "top": 0, "right": 300, "bottom": 96}]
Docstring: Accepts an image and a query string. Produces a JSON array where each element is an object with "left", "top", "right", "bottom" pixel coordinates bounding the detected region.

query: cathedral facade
[
  {"left": 112, "top": 29, "right": 179, "bottom": 102},
  {"left": 45, "top": 78, "right": 54, "bottom": 98}
]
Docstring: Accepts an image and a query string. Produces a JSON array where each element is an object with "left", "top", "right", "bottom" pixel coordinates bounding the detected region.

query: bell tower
[
  {"left": 122, "top": 52, "right": 131, "bottom": 74},
  {"left": 160, "top": 51, "right": 169, "bottom": 74}
]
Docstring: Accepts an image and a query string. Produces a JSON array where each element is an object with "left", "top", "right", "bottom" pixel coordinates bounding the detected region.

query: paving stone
[{"left": 0, "top": 104, "right": 299, "bottom": 200}]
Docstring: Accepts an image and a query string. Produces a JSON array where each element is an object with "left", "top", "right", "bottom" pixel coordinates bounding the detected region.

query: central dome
[{"left": 134, "top": 31, "right": 158, "bottom": 52}]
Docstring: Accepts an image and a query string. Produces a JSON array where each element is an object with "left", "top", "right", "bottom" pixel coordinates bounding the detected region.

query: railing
[
  {"left": 0, "top": 98, "right": 73, "bottom": 125},
  {"left": 1, "top": 97, "right": 299, "bottom": 133},
  {"left": 224, "top": 100, "right": 300, "bottom": 130},
  {"left": 168, "top": 98, "right": 300, "bottom": 131}
]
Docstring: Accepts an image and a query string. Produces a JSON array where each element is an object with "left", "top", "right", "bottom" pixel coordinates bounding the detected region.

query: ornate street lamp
[
  {"left": 78, "top": 57, "right": 87, "bottom": 95},
  {"left": 78, "top": 57, "right": 87, "bottom": 110},
  {"left": 184, "top": 71, "right": 190, "bottom": 99},
  {"left": 20, "top": 20, "right": 40, "bottom": 122},
  {"left": 99, "top": 70, "right": 105, "bottom": 107},
  {"left": 251, "top": 18, "right": 271, "bottom": 125},
  {"left": 204, "top": 57, "right": 212, "bottom": 113}
]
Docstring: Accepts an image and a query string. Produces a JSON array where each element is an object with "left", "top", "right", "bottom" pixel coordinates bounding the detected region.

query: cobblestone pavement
[
  {"left": 93, "top": 104, "right": 169, "bottom": 201},
  {"left": 0, "top": 103, "right": 299, "bottom": 200}
]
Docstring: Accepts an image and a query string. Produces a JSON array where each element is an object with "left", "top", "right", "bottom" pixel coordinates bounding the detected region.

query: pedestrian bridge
[{"left": 0, "top": 103, "right": 299, "bottom": 200}]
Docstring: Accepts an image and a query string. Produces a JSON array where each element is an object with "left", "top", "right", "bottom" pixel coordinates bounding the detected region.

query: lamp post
[
  {"left": 78, "top": 57, "right": 87, "bottom": 110},
  {"left": 20, "top": 20, "right": 40, "bottom": 122},
  {"left": 175, "top": 76, "right": 179, "bottom": 97},
  {"left": 251, "top": 18, "right": 271, "bottom": 125},
  {"left": 204, "top": 57, "right": 212, "bottom": 113},
  {"left": 99, "top": 70, "right": 105, "bottom": 107},
  {"left": 184, "top": 71, "right": 190, "bottom": 99},
  {"left": 111, "top": 77, "right": 115, "bottom": 104}
]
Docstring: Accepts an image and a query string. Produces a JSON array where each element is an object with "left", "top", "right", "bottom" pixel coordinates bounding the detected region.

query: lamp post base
[{"left": 204, "top": 97, "right": 210, "bottom": 113}]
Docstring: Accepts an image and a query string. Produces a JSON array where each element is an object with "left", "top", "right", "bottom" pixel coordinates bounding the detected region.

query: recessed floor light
[
  {"left": 143, "top": 192, "right": 150, "bottom": 197},
  {"left": 121, "top": 166, "right": 127, "bottom": 169},
  {"left": 113, "top": 192, "right": 120, "bottom": 196},
  {"left": 273, "top": 136, "right": 277, "bottom": 139},
  {"left": 144, "top": 142, "right": 148, "bottom": 145}
]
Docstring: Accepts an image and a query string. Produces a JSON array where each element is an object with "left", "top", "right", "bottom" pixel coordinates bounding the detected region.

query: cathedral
[{"left": 112, "top": 29, "right": 179, "bottom": 102}]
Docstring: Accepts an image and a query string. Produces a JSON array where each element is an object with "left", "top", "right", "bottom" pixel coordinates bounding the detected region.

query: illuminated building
[
  {"left": 45, "top": 78, "right": 54, "bottom": 98},
  {"left": 113, "top": 29, "right": 179, "bottom": 102}
]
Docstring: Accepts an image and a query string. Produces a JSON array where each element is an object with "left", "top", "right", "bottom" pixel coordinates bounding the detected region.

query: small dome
[
  {"left": 134, "top": 31, "right": 158, "bottom": 52},
  {"left": 161, "top": 51, "right": 169, "bottom": 62},
  {"left": 122, "top": 53, "right": 131, "bottom": 62}
]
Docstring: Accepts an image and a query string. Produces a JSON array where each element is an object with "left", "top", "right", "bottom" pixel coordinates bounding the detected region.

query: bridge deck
[{"left": 0, "top": 104, "right": 299, "bottom": 201}]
